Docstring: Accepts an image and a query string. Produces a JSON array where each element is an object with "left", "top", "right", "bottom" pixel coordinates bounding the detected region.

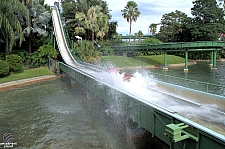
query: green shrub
[
  {"left": 12, "top": 50, "right": 30, "bottom": 63},
  {"left": 6, "top": 54, "right": 23, "bottom": 72},
  {"left": 140, "top": 37, "right": 162, "bottom": 44},
  {"left": 72, "top": 40, "right": 100, "bottom": 64},
  {"left": 100, "top": 46, "right": 114, "bottom": 56},
  {"left": 27, "top": 44, "right": 57, "bottom": 68},
  {"left": 0, "top": 60, "right": 9, "bottom": 77}
]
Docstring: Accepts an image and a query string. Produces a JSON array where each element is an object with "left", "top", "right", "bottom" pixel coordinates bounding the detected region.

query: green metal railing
[
  {"left": 151, "top": 72, "right": 225, "bottom": 95},
  {"left": 111, "top": 41, "right": 224, "bottom": 52}
]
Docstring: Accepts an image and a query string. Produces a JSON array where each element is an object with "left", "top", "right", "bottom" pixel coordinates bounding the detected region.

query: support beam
[
  {"left": 53, "top": 33, "right": 56, "bottom": 49},
  {"left": 163, "top": 51, "right": 168, "bottom": 70},
  {"left": 184, "top": 50, "right": 188, "bottom": 72},
  {"left": 123, "top": 52, "right": 127, "bottom": 57},
  {"left": 211, "top": 50, "right": 217, "bottom": 70},
  {"left": 209, "top": 51, "right": 213, "bottom": 66}
]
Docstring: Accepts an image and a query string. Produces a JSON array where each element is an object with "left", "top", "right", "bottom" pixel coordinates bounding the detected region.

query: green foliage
[
  {"left": 75, "top": 5, "right": 109, "bottom": 44},
  {"left": 140, "top": 37, "right": 162, "bottom": 44},
  {"left": 71, "top": 40, "right": 100, "bottom": 64},
  {"left": 190, "top": 0, "right": 225, "bottom": 41},
  {"left": 62, "top": 0, "right": 112, "bottom": 40},
  {"left": 27, "top": 44, "right": 57, "bottom": 68},
  {"left": 0, "top": 0, "right": 29, "bottom": 54},
  {"left": 12, "top": 50, "right": 30, "bottom": 62},
  {"left": 134, "top": 30, "right": 143, "bottom": 42},
  {"left": 149, "top": 23, "right": 157, "bottom": 35},
  {"left": 105, "top": 21, "right": 118, "bottom": 39},
  {"left": 158, "top": 10, "right": 188, "bottom": 42},
  {"left": 0, "top": 52, "right": 6, "bottom": 60},
  {"left": 100, "top": 46, "right": 114, "bottom": 56},
  {"left": 0, "top": 60, "right": 9, "bottom": 77},
  {"left": 23, "top": 0, "right": 51, "bottom": 53},
  {"left": 6, "top": 54, "right": 23, "bottom": 72}
]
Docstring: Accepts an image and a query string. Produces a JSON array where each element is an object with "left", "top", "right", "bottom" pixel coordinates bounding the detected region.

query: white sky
[{"left": 45, "top": 0, "right": 194, "bottom": 35}]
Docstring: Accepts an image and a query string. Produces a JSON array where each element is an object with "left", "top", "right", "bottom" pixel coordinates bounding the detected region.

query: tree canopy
[
  {"left": 157, "top": 0, "right": 225, "bottom": 42},
  {"left": 62, "top": 0, "right": 113, "bottom": 41},
  {"left": 23, "top": 0, "right": 51, "bottom": 53},
  {"left": 190, "top": 0, "right": 225, "bottom": 41},
  {"left": 158, "top": 10, "right": 188, "bottom": 42},
  {"left": 75, "top": 5, "right": 109, "bottom": 46},
  {"left": 0, "top": 0, "right": 29, "bottom": 55}
]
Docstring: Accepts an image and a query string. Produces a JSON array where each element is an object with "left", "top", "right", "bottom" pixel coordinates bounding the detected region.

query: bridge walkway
[{"left": 111, "top": 41, "right": 224, "bottom": 71}]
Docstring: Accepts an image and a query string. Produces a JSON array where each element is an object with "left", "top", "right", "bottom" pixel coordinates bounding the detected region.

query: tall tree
[
  {"left": 75, "top": 5, "right": 109, "bottom": 46},
  {"left": 149, "top": 23, "right": 157, "bottom": 35},
  {"left": 62, "top": 0, "right": 111, "bottom": 40},
  {"left": 121, "top": 1, "right": 141, "bottom": 43},
  {"left": 105, "top": 21, "right": 118, "bottom": 39},
  {"left": 134, "top": 30, "right": 143, "bottom": 42},
  {"left": 191, "top": 0, "right": 225, "bottom": 41},
  {"left": 23, "top": 0, "right": 51, "bottom": 53},
  {"left": 96, "top": 12, "right": 109, "bottom": 41},
  {"left": 0, "top": 0, "right": 29, "bottom": 55},
  {"left": 158, "top": 10, "right": 188, "bottom": 42}
]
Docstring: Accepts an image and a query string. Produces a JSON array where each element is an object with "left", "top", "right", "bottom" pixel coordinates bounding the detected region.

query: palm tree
[
  {"left": 96, "top": 12, "right": 109, "bottom": 41},
  {"left": 135, "top": 30, "right": 143, "bottom": 42},
  {"left": 121, "top": 1, "right": 141, "bottom": 43},
  {"left": 0, "top": 0, "right": 29, "bottom": 55},
  {"left": 23, "top": 0, "right": 51, "bottom": 53},
  {"left": 87, "top": 5, "right": 102, "bottom": 46},
  {"left": 75, "top": 5, "right": 109, "bottom": 46},
  {"left": 149, "top": 23, "right": 157, "bottom": 35}
]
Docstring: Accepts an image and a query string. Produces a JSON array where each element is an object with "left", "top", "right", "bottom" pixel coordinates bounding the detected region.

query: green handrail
[{"left": 151, "top": 72, "right": 225, "bottom": 94}]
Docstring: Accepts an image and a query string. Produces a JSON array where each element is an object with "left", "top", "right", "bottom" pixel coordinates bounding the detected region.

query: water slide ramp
[{"left": 51, "top": 6, "right": 78, "bottom": 67}]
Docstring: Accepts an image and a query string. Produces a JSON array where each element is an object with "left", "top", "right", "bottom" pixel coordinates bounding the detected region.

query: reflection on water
[
  {"left": 0, "top": 78, "right": 166, "bottom": 149},
  {"left": 150, "top": 62, "right": 225, "bottom": 96}
]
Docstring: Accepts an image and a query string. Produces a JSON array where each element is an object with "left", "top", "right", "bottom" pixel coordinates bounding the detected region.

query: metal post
[
  {"left": 53, "top": 35, "right": 56, "bottom": 49},
  {"left": 163, "top": 51, "right": 168, "bottom": 70},
  {"left": 210, "top": 51, "right": 213, "bottom": 66},
  {"left": 123, "top": 52, "right": 127, "bottom": 57},
  {"left": 184, "top": 50, "right": 188, "bottom": 72},
  {"left": 212, "top": 50, "right": 217, "bottom": 69}
]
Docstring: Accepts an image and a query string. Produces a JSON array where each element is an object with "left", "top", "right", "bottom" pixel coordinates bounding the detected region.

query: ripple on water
[{"left": 0, "top": 79, "right": 128, "bottom": 149}]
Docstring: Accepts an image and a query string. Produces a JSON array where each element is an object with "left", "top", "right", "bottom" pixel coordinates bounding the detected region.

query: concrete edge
[{"left": 0, "top": 75, "right": 60, "bottom": 92}]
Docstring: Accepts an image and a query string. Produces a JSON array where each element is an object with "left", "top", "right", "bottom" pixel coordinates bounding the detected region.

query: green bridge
[
  {"left": 111, "top": 41, "right": 224, "bottom": 71},
  {"left": 51, "top": 5, "right": 225, "bottom": 149}
]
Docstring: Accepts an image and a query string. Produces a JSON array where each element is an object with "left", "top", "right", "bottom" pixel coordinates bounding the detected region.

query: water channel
[{"left": 0, "top": 61, "right": 224, "bottom": 148}]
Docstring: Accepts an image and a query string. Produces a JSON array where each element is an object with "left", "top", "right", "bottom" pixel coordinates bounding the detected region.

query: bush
[
  {"left": 140, "top": 37, "right": 162, "bottom": 44},
  {"left": 0, "top": 60, "right": 9, "bottom": 77},
  {"left": 12, "top": 50, "right": 30, "bottom": 63},
  {"left": 72, "top": 40, "right": 100, "bottom": 64},
  {"left": 6, "top": 54, "right": 23, "bottom": 72},
  {"left": 100, "top": 46, "right": 114, "bottom": 56},
  {"left": 27, "top": 44, "right": 57, "bottom": 68}
]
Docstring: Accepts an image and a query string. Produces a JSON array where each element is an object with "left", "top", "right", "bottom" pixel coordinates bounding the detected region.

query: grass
[
  {"left": 101, "top": 55, "right": 187, "bottom": 68},
  {"left": 0, "top": 67, "right": 54, "bottom": 84},
  {"left": 0, "top": 55, "right": 186, "bottom": 83}
]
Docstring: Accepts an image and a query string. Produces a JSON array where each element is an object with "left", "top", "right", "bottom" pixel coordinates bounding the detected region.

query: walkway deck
[{"left": 111, "top": 41, "right": 224, "bottom": 52}]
